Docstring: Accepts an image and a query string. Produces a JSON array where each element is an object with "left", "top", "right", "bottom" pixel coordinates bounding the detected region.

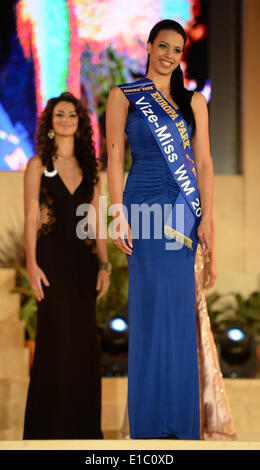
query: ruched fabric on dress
[{"left": 123, "top": 107, "right": 200, "bottom": 439}]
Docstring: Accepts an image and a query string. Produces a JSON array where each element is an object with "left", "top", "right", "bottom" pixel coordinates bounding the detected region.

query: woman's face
[
  {"left": 147, "top": 29, "right": 184, "bottom": 76},
  {"left": 52, "top": 101, "right": 79, "bottom": 137}
]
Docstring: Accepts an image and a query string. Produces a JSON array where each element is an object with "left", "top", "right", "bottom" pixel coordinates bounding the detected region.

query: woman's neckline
[
  {"left": 144, "top": 77, "right": 180, "bottom": 111},
  {"left": 43, "top": 163, "right": 84, "bottom": 196}
]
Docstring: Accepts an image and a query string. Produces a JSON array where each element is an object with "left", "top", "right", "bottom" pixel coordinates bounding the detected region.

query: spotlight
[
  {"left": 227, "top": 328, "right": 246, "bottom": 342},
  {"left": 109, "top": 317, "right": 128, "bottom": 333},
  {"left": 217, "top": 323, "right": 257, "bottom": 378},
  {"left": 100, "top": 314, "right": 128, "bottom": 377}
]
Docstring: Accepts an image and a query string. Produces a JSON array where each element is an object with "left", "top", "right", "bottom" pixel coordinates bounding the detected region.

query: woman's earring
[
  {"left": 48, "top": 129, "right": 55, "bottom": 139},
  {"left": 75, "top": 129, "right": 80, "bottom": 139}
]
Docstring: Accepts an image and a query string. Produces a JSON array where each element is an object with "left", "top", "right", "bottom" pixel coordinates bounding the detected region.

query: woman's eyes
[
  {"left": 55, "top": 113, "right": 77, "bottom": 118},
  {"left": 159, "top": 44, "right": 182, "bottom": 53}
]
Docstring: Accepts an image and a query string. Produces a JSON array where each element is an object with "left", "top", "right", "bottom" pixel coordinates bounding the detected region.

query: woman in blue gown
[{"left": 106, "top": 20, "right": 215, "bottom": 439}]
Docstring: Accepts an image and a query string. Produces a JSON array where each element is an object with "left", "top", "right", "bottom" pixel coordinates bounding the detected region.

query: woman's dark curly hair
[{"left": 35, "top": 91, "right": 98, "bottom": 194}]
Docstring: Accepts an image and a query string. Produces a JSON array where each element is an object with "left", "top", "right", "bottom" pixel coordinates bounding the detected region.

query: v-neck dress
[{"left": 23, "top": 159, "right": 102, "bottom": 439}]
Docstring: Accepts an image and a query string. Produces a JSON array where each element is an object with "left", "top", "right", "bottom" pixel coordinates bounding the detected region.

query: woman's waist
[
  {"left": 124, "top": 161, "right": 180, "bottom": 194},
  {"left": 129, "top": 147, "right": 165, "bottom": 163}
]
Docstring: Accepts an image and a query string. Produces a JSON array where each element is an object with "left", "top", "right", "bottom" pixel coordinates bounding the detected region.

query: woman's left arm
[
  {"left": 91, "top": 176, "right": 110, "bottom": 299},
  {"left": 191, "top": 91, "right": 214, "bottom": 255}
]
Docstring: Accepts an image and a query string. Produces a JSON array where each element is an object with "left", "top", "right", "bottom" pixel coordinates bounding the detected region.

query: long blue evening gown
[{"left": 123, "top": 102, "right": 200, "bottom": 440}]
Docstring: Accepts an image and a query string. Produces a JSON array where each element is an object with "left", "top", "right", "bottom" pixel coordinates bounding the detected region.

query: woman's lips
[{"left": 159, "top": 59, "right": 173, "bottom": 68}]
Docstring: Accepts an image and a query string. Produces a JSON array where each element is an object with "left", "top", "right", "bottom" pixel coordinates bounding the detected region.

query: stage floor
[
  {"left": 100, "top": 378, "right": 260, "bottom": 443},
  {"left": 0, "top": 438, "right": 260, "bottom": 451}
]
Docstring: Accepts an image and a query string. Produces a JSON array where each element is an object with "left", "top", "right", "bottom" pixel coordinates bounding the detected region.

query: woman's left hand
[
  {"left": 197, "top": 217, "right": 212, "bottom": 255},
  {"left": 203, "top": 254, "right": 217, "bottom": 290},
  {"left": 96, "top": 270, "right": 110, "bottom": 300}
]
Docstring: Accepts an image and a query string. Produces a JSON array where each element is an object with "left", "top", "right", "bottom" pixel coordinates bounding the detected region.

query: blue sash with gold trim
[{"left": 119, "top": 78, "right": 201, "bottom": 250}]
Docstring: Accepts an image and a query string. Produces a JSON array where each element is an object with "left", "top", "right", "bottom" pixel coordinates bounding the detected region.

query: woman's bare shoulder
[
  {"left": 190, "top": 91, "right": 207, "bottom": 112},
  {"left": 25, "top": 155, "right": 44, "bottom": 175},
  {"left": 108, "top": 85, "right": 129, "bottom": 106}
]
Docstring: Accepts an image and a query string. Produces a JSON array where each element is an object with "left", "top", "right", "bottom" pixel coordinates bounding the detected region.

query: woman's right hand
[
  {"left": 113, "top": 215, "right": 133, "bottom": 256},
  {"left": 27, "top": 263, "right": 50, "bottom": 301}
]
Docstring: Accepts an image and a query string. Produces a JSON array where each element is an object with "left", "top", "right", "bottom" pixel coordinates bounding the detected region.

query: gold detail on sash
[
  {"left": 185, "top": 154, "right": 198, "bottom": 179},
  {"left": 164, "top": 225, "right": 193, "bottom": 250},
  {"left": 192, "top": 167, "right": 198, "bottom": 179},
  {"left": 185, "top": 153, "right": 193, "bottom": 163},
  {"left": 123, "top": 85, "right": 153, "bottom": 93}
]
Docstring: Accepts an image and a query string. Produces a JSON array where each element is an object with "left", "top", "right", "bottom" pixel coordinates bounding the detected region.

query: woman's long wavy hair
[
  {"left": 36, "top": 92, "right": 98, "bottom": 194},
  {"left": 146, "top": 19, "right": 195, "bottom": 133}
]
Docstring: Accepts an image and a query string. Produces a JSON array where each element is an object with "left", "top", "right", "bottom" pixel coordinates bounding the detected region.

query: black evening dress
[{"left": 23, "top": 159, "right": 103, "bottom": 439}]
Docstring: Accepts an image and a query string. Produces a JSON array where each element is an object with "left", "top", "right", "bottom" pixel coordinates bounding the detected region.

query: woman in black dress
[{"left": 23, "top": 92, "right": 111, "bottom": 439}]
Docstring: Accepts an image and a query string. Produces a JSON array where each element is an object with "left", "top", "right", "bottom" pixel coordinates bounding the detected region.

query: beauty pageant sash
[{"left": 119, "top": 78, "right": 201, "bottom": 250}]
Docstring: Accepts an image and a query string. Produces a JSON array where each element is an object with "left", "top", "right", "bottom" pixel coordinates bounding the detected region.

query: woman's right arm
[
  {"left": 24, "top": 156, "right": 49, "bottom": 301},
  {"left": 106, "top": 86, "right": 132, "bottom": 255}
]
